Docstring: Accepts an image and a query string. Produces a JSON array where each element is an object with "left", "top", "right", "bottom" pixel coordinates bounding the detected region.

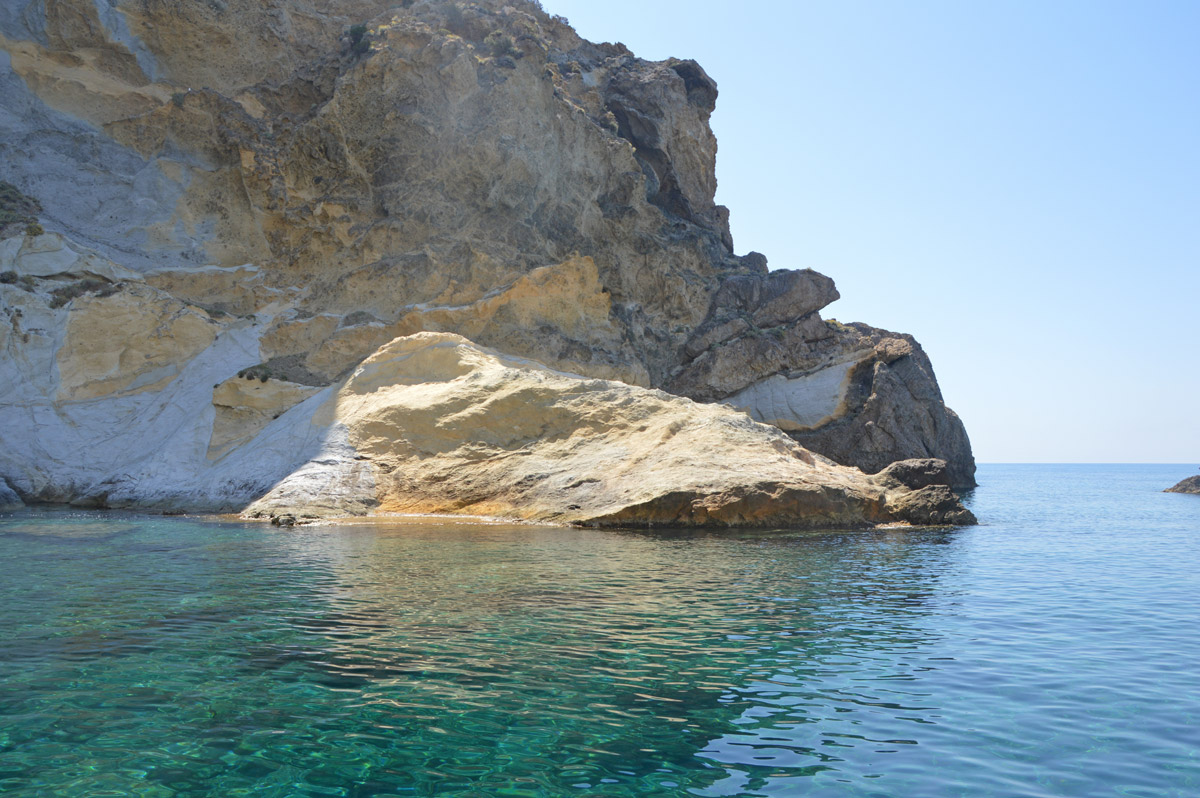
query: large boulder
[{"left": 244, "top": 332, "right": 975, "bottom": 528}]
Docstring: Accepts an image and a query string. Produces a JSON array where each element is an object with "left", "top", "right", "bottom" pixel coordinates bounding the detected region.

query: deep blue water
[{"left": 0, "top": 464, "right": 1197, "bottom": 797}]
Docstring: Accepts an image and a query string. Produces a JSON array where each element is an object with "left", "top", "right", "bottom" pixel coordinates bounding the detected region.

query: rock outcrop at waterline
[
  {"left": 0, "top": 0, "right": 976, "bottom": 524},
  {"left": 243, "top": 332, "right": 975, "bottom": 527},
  {"left": 0, "top": 292, "right": 972, "bottom": 526},
  {"left": 0, "top": 245, "right": 974, "bottom": 527},
  {"left": 0, "top": 478, "right": 21, "bottom": 511},
  {"left": 1165, "top": 476, "right": 1200, "bottom": 495}
]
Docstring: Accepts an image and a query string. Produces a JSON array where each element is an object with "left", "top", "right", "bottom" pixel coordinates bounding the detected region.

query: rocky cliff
[{"left": 0, "top": 0, "right": 975, "bottom": 525}]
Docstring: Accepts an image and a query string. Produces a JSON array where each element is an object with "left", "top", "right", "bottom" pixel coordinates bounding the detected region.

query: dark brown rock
[
  {"left": 883, "top": 485, "right": 977, "bottom": 526},
  {"left": 874, "top": 458, "right": 956, "bottom": 491},
  {"left": 789, "top": 326, "right": 977, "bottom": 489},
  {"left": 710, "top": 269, "right": 840, "bottom": 329},
  {"left": 669, "top": 311, "right": 976, "bottom": 489},
  {"left": 1165, "top": 475, "right": 1200, "bottom": 494},
  {"left": 670, "top": 312, "right": 834, "bottom": 400}
]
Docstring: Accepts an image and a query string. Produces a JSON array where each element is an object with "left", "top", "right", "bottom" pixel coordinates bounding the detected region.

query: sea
[{"left": 0, "top": 464, "right": 1197, "bottom": 797}]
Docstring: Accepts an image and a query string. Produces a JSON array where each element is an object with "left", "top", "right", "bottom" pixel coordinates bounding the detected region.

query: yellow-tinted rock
[
  {"left": 245, "top": 333, "right": 973, "bottom": 528},
  {"left": 144, "top": 265, "right": 288, "bottom": 316},
  {"left": 209, "top": 376, "right": 321, "bottom": 459},
  {"left": 263, "top": 256, "right": 649, "bottom": 385},
  {"left": 259, "top": 314, "right": 341, "bottom": 362},
  {"left": 1, "top": 34, "right": 164, "bottom": 125},
  {"left": 56, "top": 284, "right": 218, "bottom": 402},
  {"left": 303, "top": 322, "right": 393, "bottom": 383},
  {"left": 386, "top": 256, "right": 650, "bottom": 386}
]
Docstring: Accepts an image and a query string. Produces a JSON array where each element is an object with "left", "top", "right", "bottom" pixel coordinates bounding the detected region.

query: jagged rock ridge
[{"left": 0, "top": 0, "right": 975, "bottom": 524}]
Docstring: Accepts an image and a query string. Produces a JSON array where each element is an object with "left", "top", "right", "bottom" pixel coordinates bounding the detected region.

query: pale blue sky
[{"left": 541, "top": 0, "right": 1199, "bottom": 463}]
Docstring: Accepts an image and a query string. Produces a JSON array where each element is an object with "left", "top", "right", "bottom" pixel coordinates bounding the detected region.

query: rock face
[
  {"left": 0, "top": 477, "right": 21, "bottom": 511},
  {"left": 782, "top": 326, "right": 975, "bottom": 490},
  {"left": 1165, "top": 476, "right": 1200, "bottom": 495},
  {"left": 242, "top": 332, "right": 977, "bottom": 528},
  {"left": 0, "top": 0, "right": 976, "bottom": 524}
]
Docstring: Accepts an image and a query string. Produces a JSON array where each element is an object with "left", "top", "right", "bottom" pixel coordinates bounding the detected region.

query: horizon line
[{"left": 977, "top": 462, "right": 1197, "bottom": 466}]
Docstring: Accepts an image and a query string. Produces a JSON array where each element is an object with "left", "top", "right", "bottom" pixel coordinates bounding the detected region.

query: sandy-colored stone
[
  {"left": 384, "top": 255, "right": 649, "bottom": 386},
  {"left": 260, "top": 255, "right": 650, "bottom": 385},
  {"left": 1, "top": 32, "right": 165, "bottom": 125},
  {"left": 209, "top": 376, "right": 321, "bottom": 460},
  {"left": 1, "top": 233, "right": 141, "bottom": 281},
  {"left": 259, "top": 313, "right": 341, "bottom": 363},
  {"left": 144, "top": 264, "right": 289, "bottom": 316},
  {"left": 246, "top": 332, "right": 974, "bottom": 528},
  {"left": 56, "top": 283, "right": 218, "bottom": 401}
]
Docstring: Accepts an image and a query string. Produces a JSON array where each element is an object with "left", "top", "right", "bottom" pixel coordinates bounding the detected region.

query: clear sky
[{"left": 540, "top": 0, "right": 1200, "bottom": 464}]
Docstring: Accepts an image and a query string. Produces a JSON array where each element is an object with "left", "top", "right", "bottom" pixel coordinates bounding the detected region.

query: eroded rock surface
[
  {"left": 0, "top": 255, "right": 973, "bottom": 526},
  {"left": 0, "top": 0, "right": 977, "bottom": 521},
  {"left": 770, "top": 325, "right": 975, "bottom": 489},
  {"left": 57, "top": 283, "right": 219, "bottom": 402},
  {"left": 245, "top": 332, "right": 974, "bottom": 527},
  {"left": 209, "top": 376, "right": 322, "bottom": 460}
]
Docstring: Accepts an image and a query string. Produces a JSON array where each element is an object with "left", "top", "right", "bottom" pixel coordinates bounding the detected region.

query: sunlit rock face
[
  {"left": 0, "top": 0, "right": 975, "bottom": 521},
  {"left": 243, "top": 332, "right": 975, "bottom": 528},
  {"left": 0, "top": 477, "right": 20, "bottom": 511}
]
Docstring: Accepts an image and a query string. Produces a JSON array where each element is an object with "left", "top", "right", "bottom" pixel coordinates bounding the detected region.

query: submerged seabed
[{"left": 1, "top": 464, "right": 1197, "bottom": 797}]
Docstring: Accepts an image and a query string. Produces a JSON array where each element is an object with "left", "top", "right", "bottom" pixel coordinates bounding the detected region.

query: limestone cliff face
[{"left": 0, "top": 0, "right": 976, "bottom": 522}]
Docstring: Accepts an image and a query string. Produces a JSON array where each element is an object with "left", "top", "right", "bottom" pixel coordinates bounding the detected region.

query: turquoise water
[{"left": 1, "top": 465, "right": 1197, "bottom": 797}]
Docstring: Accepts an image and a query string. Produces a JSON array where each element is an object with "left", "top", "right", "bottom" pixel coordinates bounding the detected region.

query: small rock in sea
[
  {"left": 271, "top": 514, "right": 297, "bottom": 527},
  {"left": 1164, "top": 475, "right": 1200, "bottom": 494}
]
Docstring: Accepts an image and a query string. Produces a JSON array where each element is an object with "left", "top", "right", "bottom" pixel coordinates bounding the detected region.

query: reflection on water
[{"left": 1, "top": 466, "right": 1199, "bottom": 797}]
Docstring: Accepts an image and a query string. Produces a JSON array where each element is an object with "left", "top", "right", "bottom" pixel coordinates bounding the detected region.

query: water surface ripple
[{"left": 0, "top": 464, "right": 1197, "bottom": 796}]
